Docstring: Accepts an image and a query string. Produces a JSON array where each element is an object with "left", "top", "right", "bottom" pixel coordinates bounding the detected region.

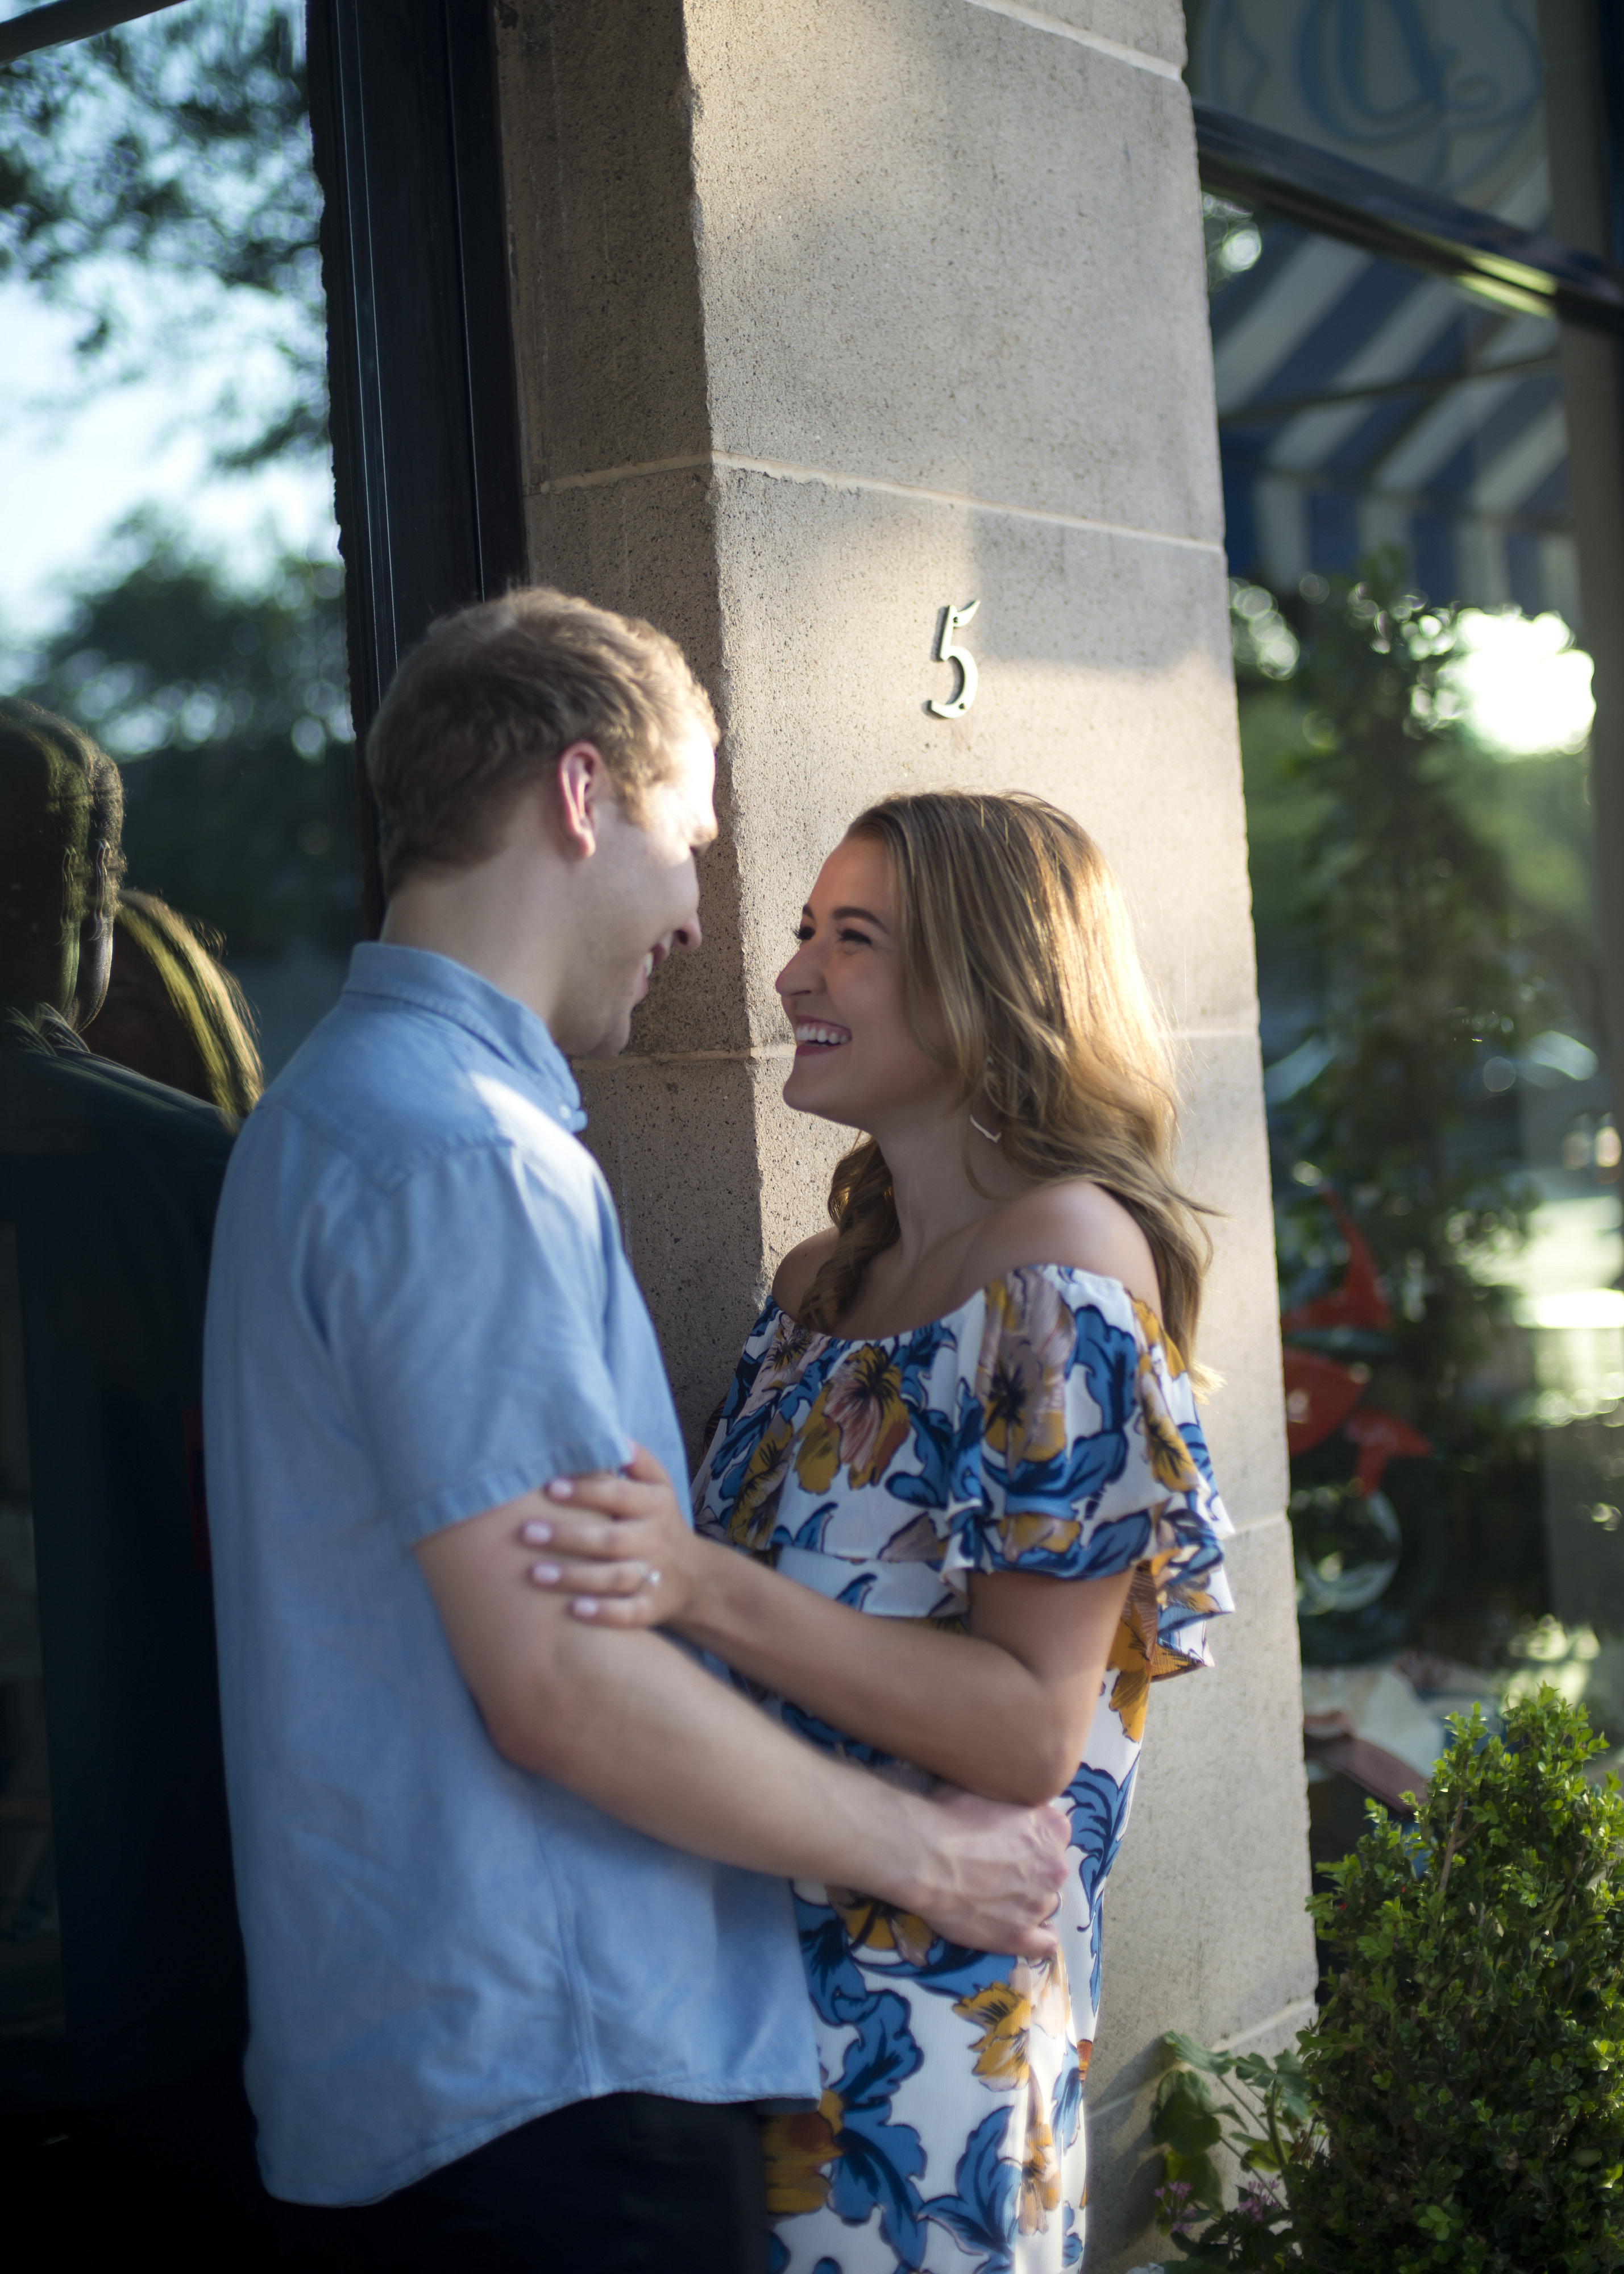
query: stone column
[{"left": 493, "top": 3, "right": 1315, "bottom": 2261}]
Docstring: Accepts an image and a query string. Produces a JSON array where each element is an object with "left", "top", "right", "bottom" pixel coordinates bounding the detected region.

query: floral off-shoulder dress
[{"left": 692, "top": 1263, "right": 1234, "bottom": 2274}]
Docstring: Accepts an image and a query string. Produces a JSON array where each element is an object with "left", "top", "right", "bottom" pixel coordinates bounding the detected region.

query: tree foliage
[
  {"left": 0, "top": 1, "right": 322, "bottom": 468},
  {"left": 1270, "top": 552, "right": 1555, "bottom": 1418},
  {"left": 10, "top": 523, "right": 359, "bottom": 963},
  {"left": 1245, "top": 553, "right": 1589, "bottom": 1660}
]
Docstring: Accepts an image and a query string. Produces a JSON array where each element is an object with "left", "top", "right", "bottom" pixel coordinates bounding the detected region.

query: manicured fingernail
[
  {"left": 573, "top": 1598, "right": 600, "bottom": 1618},
  {"left": 521, "top": 1521, "right": 553, "bottom": 1545},
  {"left": 546, "top": 1479, "right": 574, "bottom": 1500},
  {"left": 530, "top": 1562, "right": 562, "bottom": 1586}
]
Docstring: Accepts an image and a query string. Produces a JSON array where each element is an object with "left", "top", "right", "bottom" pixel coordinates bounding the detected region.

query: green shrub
[{"left": 1152, "top": 1687, "right": 1624, "bottom": 2271}]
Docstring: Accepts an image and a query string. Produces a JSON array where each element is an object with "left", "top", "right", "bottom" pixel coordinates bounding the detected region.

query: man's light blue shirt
[{"left": 203, "top": 944, "right": 816, "bottom": 2205}]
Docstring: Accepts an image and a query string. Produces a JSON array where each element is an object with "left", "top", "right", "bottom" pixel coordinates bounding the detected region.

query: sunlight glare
[{"left": 1445, "top": 609, "right": 1596, "bottom": 759}]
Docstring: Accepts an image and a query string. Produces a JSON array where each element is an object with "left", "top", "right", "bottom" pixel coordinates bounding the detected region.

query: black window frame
[
  {"left": 306, "top": 0, "right": 526, "bottom": 931},
  {"left": 0, "top": 1, "right": 186, "bottom": 62},
  {"left": 1194, "top": 99, "right": 1624, "bottom": 333}
]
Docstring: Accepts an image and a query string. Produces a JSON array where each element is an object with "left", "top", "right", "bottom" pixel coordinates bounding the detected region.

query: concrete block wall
[{"left": 494, "top": 3, "right": 1315, "bottom": 2261}]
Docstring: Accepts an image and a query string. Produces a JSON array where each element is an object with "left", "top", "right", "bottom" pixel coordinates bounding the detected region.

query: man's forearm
[
  {"left": 494, "top": 1616, "right": 930, "bottom": 1899},
  {"left": 417, "top": 1488, "right": 1066, "bottom": 1953}
]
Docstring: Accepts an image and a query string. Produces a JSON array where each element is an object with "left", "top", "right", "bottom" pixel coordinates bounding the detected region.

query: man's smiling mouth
[{"left": 794, "top": 1021, "right": 851, "bottom": 1053}]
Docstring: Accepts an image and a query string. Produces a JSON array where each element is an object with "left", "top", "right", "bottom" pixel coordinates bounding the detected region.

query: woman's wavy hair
[
  {"left": 798, "top": 791, "right": 1214, "bottom": 1366},
  {"left": 115, "top": 891, "right": 263, "bottom": 1122}
]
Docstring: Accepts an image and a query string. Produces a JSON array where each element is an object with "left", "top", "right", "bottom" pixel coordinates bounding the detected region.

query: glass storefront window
[
  {"left": 0, "top": 1227, "right": 56, "bottom": 2084},
  {"left": 1208, "top": 181, "right": 1624, "bottom": 1760},
  {"left": 1187, "top": 0, "right": 1555, "bottom": 230},
  {"left": 0, "top": 0, "right": 348, "bottom": 2138},
  {"left": 0, "top": 1, "right": 360, "bottom": 1078}
]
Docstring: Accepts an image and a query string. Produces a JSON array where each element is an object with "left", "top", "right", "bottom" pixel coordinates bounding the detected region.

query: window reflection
[
  {"left": 12, "top": 542, "right": 359, "bottom": 1073},
  {"left": 0, "top": 1225, "right": 61, "bottom": 2089},
  {"left": 1187, "top": 0, "right": 1552, "bottom": 226},
  {"left": 0, "top": 2, "right": 358, "bottom": 1081},
  {"left": 0, "top": 1, "right": 343, "bottom": 2222},
  {"left": 1210, "top": 192, "right": 1624, "bottom": 1762}
]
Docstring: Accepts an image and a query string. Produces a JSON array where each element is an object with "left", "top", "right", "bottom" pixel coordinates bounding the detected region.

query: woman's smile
[{"left": 793, "top": 1019, "right": 852, "bottom": 1055}]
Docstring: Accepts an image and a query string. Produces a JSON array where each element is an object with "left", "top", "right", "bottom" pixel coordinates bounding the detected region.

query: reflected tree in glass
[{"left": 1245, "top": 553, "right": 1598, "bottom": 1666}]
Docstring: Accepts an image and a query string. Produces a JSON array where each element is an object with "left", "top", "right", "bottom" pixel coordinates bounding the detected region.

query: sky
[
  {"left": 0, "top": 276, "right": 338, "bottom": 654},
  {"left": 0, "top": 0, "right": 330, "bottom": 653}
]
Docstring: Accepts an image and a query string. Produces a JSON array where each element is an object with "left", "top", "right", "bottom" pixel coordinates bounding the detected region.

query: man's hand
[
  {"left": 520, "top": 1444, "right": 706, "bottom": 1626},
  {"left": 902, "top": 1784, "right": 1071, "bottom": 1960}
]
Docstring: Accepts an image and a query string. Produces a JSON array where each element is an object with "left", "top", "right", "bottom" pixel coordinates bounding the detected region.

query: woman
[
  {"left": 81, "top": 889, "right": 263, "bottom": 1121},
  {"left": 529, "top": 791, "right": 1233, "bottom": 2271}
]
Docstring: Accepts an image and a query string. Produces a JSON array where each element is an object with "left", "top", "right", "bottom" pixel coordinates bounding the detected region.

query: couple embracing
[{"left": 204, "top": 587, "right": 1234, "bottom": 2273}]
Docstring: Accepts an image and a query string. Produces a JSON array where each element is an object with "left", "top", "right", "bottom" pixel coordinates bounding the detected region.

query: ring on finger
[{"left": 645, "top": 1567, "right": 663, "bottom": 1590}]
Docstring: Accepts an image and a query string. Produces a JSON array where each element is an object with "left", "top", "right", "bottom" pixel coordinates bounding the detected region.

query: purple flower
[
  {"left": 1238, "top": 2176, "right": 1284, "bottom": 2222},
  {"left": 1154, "top": 2178, "right": 1198, "bottom": 2239}
]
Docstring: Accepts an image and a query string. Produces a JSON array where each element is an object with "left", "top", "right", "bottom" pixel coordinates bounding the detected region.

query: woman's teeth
[
  {"left": 642, "top": 952, "right": 655, "bottom": 978},
  {"left": 795, "top": 1022, "right": 850, "bottom": 1048}
]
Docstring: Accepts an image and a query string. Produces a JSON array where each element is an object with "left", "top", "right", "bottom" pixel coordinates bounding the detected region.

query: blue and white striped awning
[
  {"left": 1194, "top": 1, "right": 1575, "bottom": 620},
  {"left": 1211, "top": 204, "right": 1573, "bottom": 620}
]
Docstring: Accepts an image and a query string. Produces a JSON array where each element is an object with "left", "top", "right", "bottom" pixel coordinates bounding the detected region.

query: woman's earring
[{"left": 969, "top": 1111, "right": 1002, "bottom": 1146}]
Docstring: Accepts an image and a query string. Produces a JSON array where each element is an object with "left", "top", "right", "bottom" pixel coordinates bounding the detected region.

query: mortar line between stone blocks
[
  {"left": 585, "top": 1031, "right": 1264, "bottom": 1065},
  {"left": 958, "top": 0, "right": 1185, "bottom": 78},
  {"left": 578, "top": 1031, "right": 1255, "bottom": 1064},
  {"left": 529, "top": 454, "right": 1225, "bottom": 558},
  {"left": 575, "top": 1044, "right": 798, "bottom": 1068},
  {"left": 1212, "top": 1996, "right": 1318, "bottom": 2055}
]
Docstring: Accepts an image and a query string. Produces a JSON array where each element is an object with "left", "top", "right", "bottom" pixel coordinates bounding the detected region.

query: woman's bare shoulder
[
  {"left": 964, "top": 1180, "right": 1161, "bottom": 1313},
  {"left": 772, "top": 1228, "right": 838, "bottom": 1316}
]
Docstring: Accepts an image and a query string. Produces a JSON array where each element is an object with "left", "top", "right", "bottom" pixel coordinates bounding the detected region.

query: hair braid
[{"left": 802, "top": 1140, "right": 899, "bottom": 1333}]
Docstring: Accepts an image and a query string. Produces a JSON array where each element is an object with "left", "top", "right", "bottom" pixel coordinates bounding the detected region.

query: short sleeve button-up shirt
[{"left": 203, "top": 944, "right": 816, "bottom": 2205}]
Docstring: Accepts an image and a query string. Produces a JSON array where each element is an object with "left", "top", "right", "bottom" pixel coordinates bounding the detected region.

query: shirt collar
[{"left": 342, "top": 943, "right": 588, "bottom": 1132}]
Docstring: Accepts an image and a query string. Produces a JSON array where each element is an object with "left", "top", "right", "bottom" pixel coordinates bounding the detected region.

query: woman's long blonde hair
[
  {"left": 798, "top": 791, "right": 1214, "bottom": 1360},
  {"left": 117, "top": 891, "right": 264, "bottom": 1121}
]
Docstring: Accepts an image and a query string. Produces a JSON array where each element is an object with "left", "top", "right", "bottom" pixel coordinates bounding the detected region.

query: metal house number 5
[{"left": 927, "top": 598, "right": 979, "bottom": 719}]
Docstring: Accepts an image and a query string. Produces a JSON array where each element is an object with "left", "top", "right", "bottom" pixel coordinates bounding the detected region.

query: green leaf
[
  {"left": 1152, "top": 2070, "right": 1228, "bottom": 2214},
  {"left": 1165, "top": 2030, "right": 1232, "bottom": 2076}
]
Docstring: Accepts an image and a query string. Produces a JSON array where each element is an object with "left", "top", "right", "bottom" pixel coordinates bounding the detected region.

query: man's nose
[{"left": 672, "top": 908, "right": 703, "bottom": 953}]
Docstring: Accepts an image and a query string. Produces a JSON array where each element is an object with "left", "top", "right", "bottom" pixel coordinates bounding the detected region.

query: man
[
  {"left": 204, "top": 590, "right": 1066, "bottom": 2270},
  {"left": 0, "top": 701, "right": 265, "bottom": 2264}
]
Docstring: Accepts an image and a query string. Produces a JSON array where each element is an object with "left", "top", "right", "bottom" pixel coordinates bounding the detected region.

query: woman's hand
[{"left": 520, "top": 1443, "right": 705, "bottom": 1627}]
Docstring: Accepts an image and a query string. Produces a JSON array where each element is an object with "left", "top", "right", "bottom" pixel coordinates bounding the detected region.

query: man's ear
[{"left": 553, "top": 742, "right": 610, "bottom": 860}]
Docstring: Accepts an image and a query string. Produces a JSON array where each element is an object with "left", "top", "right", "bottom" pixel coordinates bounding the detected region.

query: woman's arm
[
  {"left": 683, "top": 1544, "right": 1133, "bottom": 1805},
  {"left": 525, "top": 1451, "right": 1133, "bottom": 1806}
]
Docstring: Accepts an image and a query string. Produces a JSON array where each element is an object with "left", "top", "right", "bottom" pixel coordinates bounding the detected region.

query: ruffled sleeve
[{"left": 941, "top": 1265, "right": 1234, "bottom": 1677}]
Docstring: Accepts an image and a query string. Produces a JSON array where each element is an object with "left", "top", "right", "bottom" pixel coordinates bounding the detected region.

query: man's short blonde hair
[{"left": 365, "top": 587, "right": 717, "bottom": 897}]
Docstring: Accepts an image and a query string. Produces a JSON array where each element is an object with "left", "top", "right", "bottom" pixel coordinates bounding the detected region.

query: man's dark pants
[{"left": 269, "top": 2091, "right": 769, "bottom": 2272}]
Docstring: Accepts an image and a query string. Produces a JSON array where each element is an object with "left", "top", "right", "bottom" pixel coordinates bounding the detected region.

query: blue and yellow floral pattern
[{"left": 694, "top": 1265, "right": 1234, "bottom": 2273}]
